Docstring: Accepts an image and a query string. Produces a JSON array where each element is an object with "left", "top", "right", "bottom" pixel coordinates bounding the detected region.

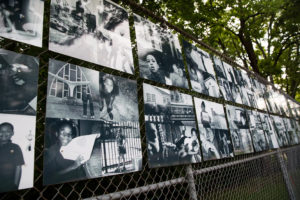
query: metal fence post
[
  {"left": 186, "top": 165, "right": 198, "bottom": 200},
  {"left": 276, "top": 149, "right": 296, "bottom": 200}
]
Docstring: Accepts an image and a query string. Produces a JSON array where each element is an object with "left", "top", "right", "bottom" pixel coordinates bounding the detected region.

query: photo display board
[
  {"left": 182, "top": 40, "right": 220, "bottom": 98},
  {"left": 225, "top": 105, "right": 254, "bottom": 155},
  {"left": 194, "top": 98, "right": 233, "bottom": 160},
  {"left": 49, "top": 0, "right": 134, "bottom": 74},
  {"left": 270, "top": 115, "right": 289, "bottom": 147},
  {"left": 213, "top": 57, "right": 243, "bottom": 104},
  {"left": 0, "top": 0, "right": 44, "bottom": 47},
  {"left": 251, "top": 78, "right": 268, "bottom": 111},
  {"left": 134, "top": 15, "right": 189, "bottom": 88},
  {"left": 44, "top": 59, "right": 142, "bottom": 185},
  {"left": 287, "top": 99, "right": 300, "bottom": 119},
  {"left": 0, "top": 49, "right": 39, "bottom": 192},
  {"left": 258, "top": 112, "right": 279, "bottom": 149},
  {"left": 278, "top": 95, "right": 291, "bottom": 117},
  {"left": 233, "top": 68, "right": 257, "bottom": 108},
  {"left": 282, "top": 118, "right": 299, "bottom": 145},
  {"left": 143, "top": 83, "right": 201, "bottom": 168},
  {"left": 265, "top": 86, "right": 282, "bottom": 115},
  {"left": 246, "top": 110, "right": 269, "bottom": 152},
  {"left": 294, "top": 120, "right": 300, "bottom": 141}
]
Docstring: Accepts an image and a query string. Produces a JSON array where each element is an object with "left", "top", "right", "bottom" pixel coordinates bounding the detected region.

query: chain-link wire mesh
[{"left": 0, "top": 0, "right": 299, "bottom": 199}]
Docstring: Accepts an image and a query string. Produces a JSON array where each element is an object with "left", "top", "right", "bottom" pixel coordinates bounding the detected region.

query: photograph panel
[
  {"left": 0, "top": 0, "right": 44, "bottom": 47},
  {"left": 0, "top": 49, "right": 39, "bottom": 115},
  {"left": 230, "top": 129, "right": 254, "bottom": 155},
  {"left": 0, "top": 114, "right": 36, "bottom": 192},
  {"left": 183, "top": 40, "right": 220, "bottom": 98},
  {"left": 49, "top": 0, "right": 134, "bottom": 74},
  {"left": 222, "top": 62, "right": 237, "bottom": 84},
  {"left": 266, "top": 87, "right": 281, "bottom": 114},
  {"left": 143, "top": 83, "right": 201, "bottom": 168},
  {"left": 282, "top": 118, "right": 299, "bottom": 145},
  {"left": 254, "top": 81, "right": 268, "bottom": 111},
  {"left": 225, "top": 105, "right": 254, "bottom": 155},
  {"left": 213, "top": 57, "right": 243, "bottom": 104},
  {"left": 270, "top": 115, "right": 289, "bottom": 147},
  {"left": 46, "top": 59, "right": 139, "bottom": 122},
  {"left": 294, "top": 120, "right": 300, "bottom": 142},
  {"left": 247, "top": 110, "right": 268, "bottom": 152},
  {"left": 258, "top": 113, "right": 279, "bottom": 149},
  {"left": 43, "top": 118, "right": 142, "bottom": 185},
  {"left": 134, "top": 15, "right": 188, "bottom": 88},
  {"left": 194, "top": 97, "right": 233, "bottom": 160}
]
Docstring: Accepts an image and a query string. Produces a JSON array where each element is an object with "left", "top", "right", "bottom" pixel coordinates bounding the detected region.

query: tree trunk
[{"left": 238, "top": 19, "right": 260, "bottom": 74}]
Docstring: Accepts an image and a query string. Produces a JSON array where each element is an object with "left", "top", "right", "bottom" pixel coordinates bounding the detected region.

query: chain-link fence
[{"left": 0, "top": 0, "right": 300, "bottom": 199}]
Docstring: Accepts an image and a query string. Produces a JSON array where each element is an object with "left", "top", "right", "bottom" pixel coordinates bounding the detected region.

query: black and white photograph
[
  {"left": 182, "top": 40, "right": 220, "bottom": 98},
  {"left": 270, "top": 115, "right": 289, "bottom": 147},
  {"left": 225, "top": 105, "right": 254, "bottom": 155},
  {"left": 282, "top": 118, "right": 299, "bottom": 145},
  {"left": 194, "top": 98, "right": 233, "bottom": 160},
  {"left": 49, "top": 0, "right": 134, "bottom": 74},
  {"left": 0, "top": 0, "right": 44, "bottom": 47},
  {"left": 0, "top": 114, "right": 36, "bottom": 192},
  {"left": 246, "top": 110, "right": 268, "bottom": 152},
  {"left": 251, "top": 79, "right": 267, "bottom": 111},
  {"left": 294, "top": 119, "right": 300, "bottom": 142},
  {"left": 134, "top": 15, "right": 188, "bottom": 88},
  {"left": 45, "top": 59, "right": 142, "bottom": 185},
  {"left": 143, "top": 83, "right": 202, "bottom": 168},
  {"left": 265, "top": 87, "right": 281, "bottom": 114},
  {"left": 0, "top": 49, "right": 39, "bottom": 116},
  {"left": 213, "top": 57, "right": 243, "bottom": 104},
  {"left": 43, "top": 118, "right": 142, "bottom": 185},
  {"left": 277, "top": 94, "right": 291, "bottom": 117},
  {"left": 233, "top": 68, "right": 257, "bottom": 108},
  {"left": 290, "top": 100, "right": 300, "bottom": 119},
  {"left": 287, "top": 99, "right": 299, "bottom": 118},
  {"left": 272, "top": 91, "right": 284, "bottom": 116},
  {"left": 46, "top": 59, "right": 139, "bottom": 122},
  {"left": 258, "top": 112, "right": 279, "bottom": 149}
]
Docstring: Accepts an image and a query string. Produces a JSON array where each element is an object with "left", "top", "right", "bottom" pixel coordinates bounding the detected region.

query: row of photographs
[
  {"left": 0, "top": 48, "right": 300, "bottom": 193},
  {"left": 1, "top": 0, "right": 299, "bottom": 118}
]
